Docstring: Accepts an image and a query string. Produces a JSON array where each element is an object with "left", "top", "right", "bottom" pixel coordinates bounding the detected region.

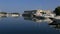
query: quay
[{"left": 0, "top": 12, "right": 20, "bottom": 17}]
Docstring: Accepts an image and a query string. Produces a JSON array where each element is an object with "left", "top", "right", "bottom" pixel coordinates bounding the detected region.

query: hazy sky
[{"left": 0, "top": 0, "right": 60, "bottom": 13}]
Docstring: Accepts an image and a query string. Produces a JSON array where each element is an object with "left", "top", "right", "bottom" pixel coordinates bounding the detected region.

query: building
[
  {"left": 22, "top": 10, "right": 55, "bottom": 18},
  {"left": 0, "top": 12, "right": 7, "bottom": 17},
  {"left": 7, "top": 13, "right": 20, "bottom": 17},
  {"left": 22, "top": 10, "right": 37, "bottom": 17}
]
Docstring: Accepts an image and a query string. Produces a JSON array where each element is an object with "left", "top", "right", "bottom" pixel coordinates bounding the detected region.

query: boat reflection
[
  {"left": 23, "top": 16, "right": 53, "bottom": 23},
  {"left": 49, "top": 20, "right": 60, "bottom": 30}
]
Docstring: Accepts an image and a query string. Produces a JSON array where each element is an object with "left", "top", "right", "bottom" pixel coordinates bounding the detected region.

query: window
[{"left": 40, "top": 12, "right": 46, "bottom": 14}]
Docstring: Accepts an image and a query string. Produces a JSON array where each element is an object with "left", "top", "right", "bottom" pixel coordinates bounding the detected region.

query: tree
[
  {"left": 0, "top": 12, "right": 7, "bottom": 14},
  {"left": 54, "top": 6, "right": 60, "bottom": 15}
]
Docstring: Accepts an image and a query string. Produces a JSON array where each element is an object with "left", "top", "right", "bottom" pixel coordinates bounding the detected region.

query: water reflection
[
  {"left": 49, "top": 20, "right": 60, "bottom": 31},
  {"left": 22, "top": 15, "right": 60, "bottom": 31},
  {"left": 0, "top": 16, "right": 7, "bottom": 18},
  {"left": 0, "top": 15, "right": 60, "bottom": 34},
  {"left": 23, "top": 16, "right": 53, "bottom": 23}
]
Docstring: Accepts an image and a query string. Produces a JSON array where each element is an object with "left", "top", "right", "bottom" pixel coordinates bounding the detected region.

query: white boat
[
  {"left": 42, "top": 14, "right": 55, "bottom": 18},
  {"left": 52, "top": 16, "right": 60, "bottom": 23},
  {"left": 54, "top": 16, "right": 60, "bottom": 19}
]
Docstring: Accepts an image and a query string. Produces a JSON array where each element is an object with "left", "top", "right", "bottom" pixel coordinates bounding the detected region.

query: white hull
[{"left": 54, "top": 16, "right": 60, "bottom": 19}]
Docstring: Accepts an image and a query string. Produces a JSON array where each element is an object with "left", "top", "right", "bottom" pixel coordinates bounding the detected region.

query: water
[{"left": 0, "top": 16, "right": 60, "bottom": 34}]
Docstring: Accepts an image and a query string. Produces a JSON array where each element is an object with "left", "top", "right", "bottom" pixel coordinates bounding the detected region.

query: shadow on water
[{"left": 49, "top": 19, "right": 60, "bottom": 31}]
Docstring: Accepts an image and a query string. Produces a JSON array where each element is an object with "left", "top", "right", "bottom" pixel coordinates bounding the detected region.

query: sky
[{"left": 0, "top": 0, "right": 60, "bottom": 13}]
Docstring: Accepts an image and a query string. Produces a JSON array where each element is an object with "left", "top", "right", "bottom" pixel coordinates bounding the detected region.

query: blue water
[{"left": 0, "top": 17, "right": 60, "bottom": 34}]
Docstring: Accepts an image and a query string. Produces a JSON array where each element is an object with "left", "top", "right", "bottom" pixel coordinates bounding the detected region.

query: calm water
[{"left": 0, "top": 16, "right": 60, "bottom": 34}]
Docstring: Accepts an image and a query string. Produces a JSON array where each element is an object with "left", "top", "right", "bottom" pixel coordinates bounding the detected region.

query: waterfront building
[
  {"left": 22, "top": 10, "right": 37, "bottom": 17},
  {"left": 0, "top": 12, "right": 7, "bottom": 17},
  {"left": 7, "top": 13, "right": 20, "bottom": 17},
  {"left": 22, "top": 10, "right": 55, "bottom": 18}
]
